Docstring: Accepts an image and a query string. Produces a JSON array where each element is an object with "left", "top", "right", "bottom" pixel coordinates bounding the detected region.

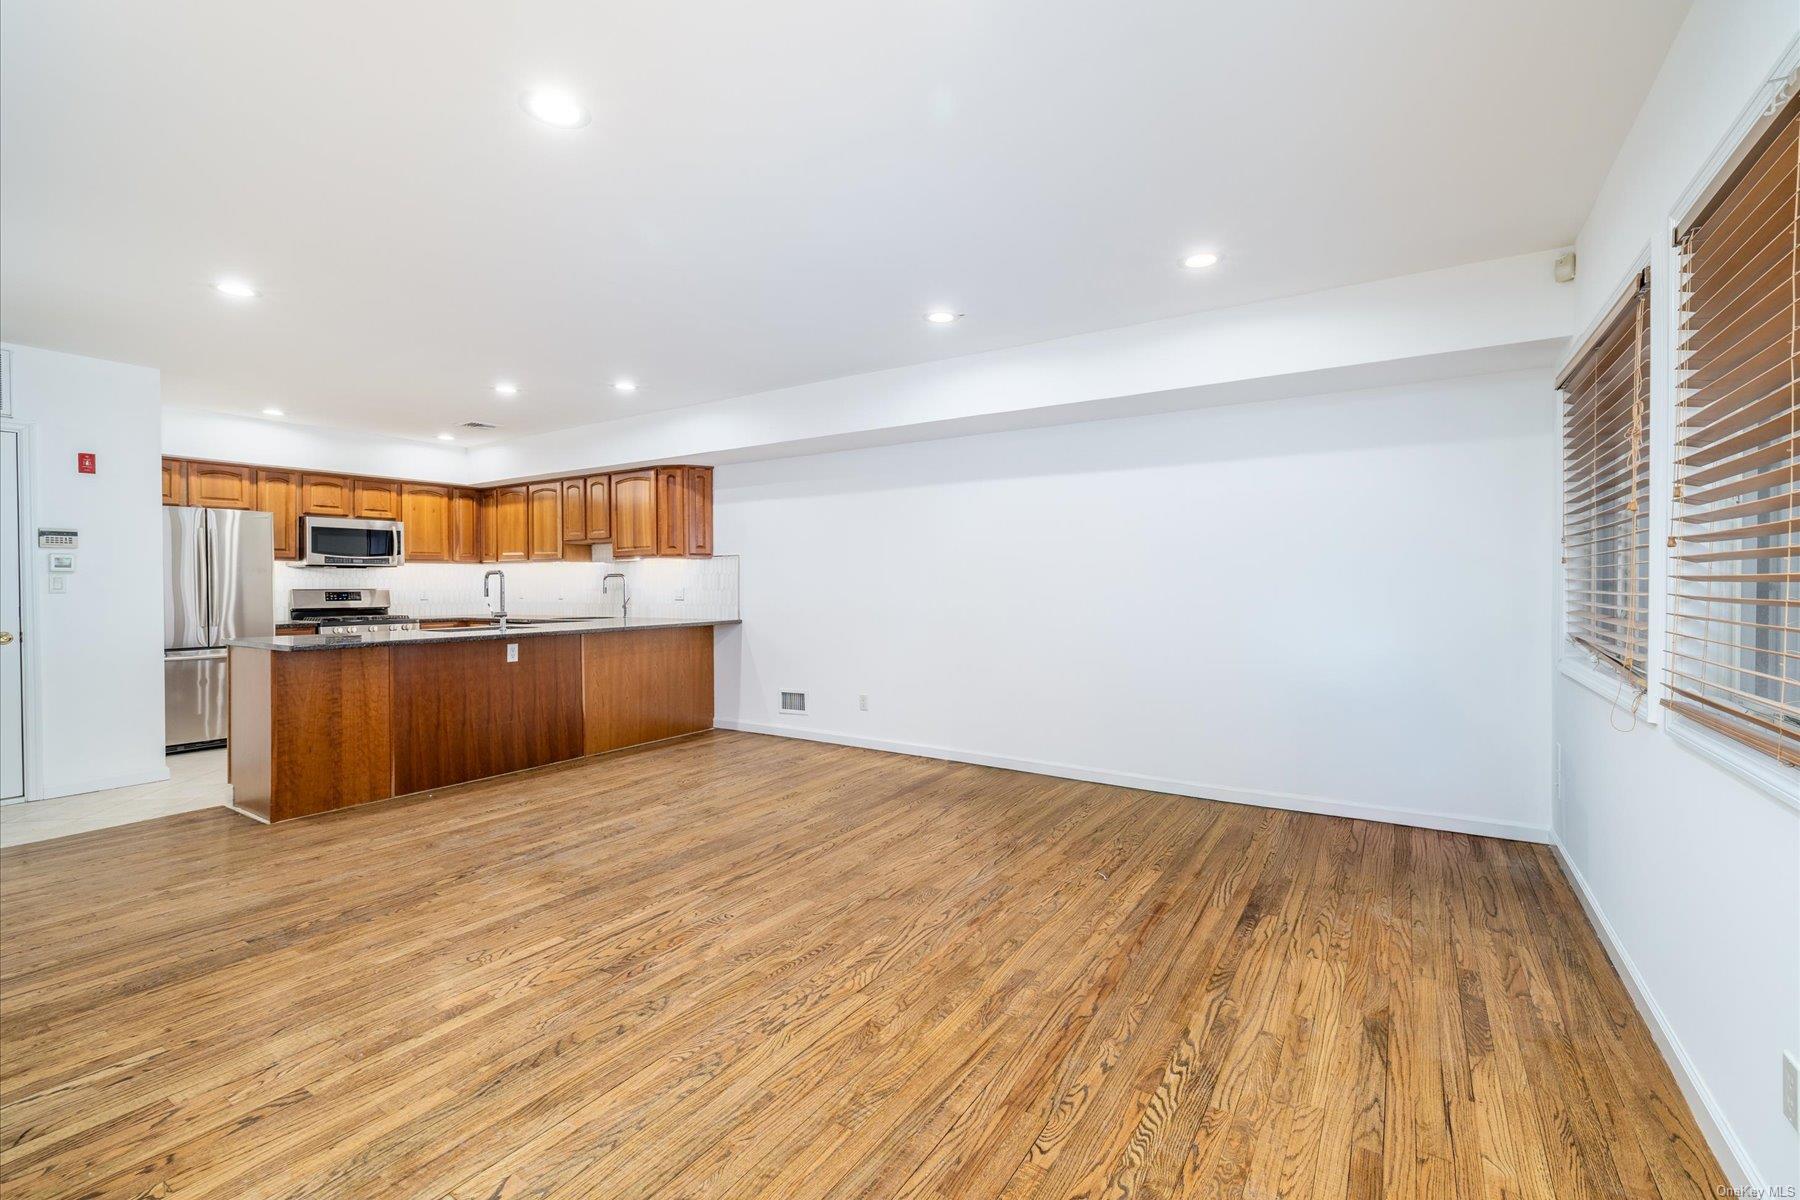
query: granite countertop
[{"left": 230, "top": 616, "right": 741, "bottom": 652}]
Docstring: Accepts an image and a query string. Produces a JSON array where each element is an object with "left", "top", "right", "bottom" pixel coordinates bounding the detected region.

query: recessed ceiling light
[
  {"left": 436, "top": 432, "right": 456, "bottom": 442},
  {"left": 214, "top": 278, "right": 258, "bottom": 299},
  {"left": 1181, "top": 251, "right": 1221, "bottom": 270},
  {"left": 520, "top": 88, "right": 591, "bottom": 129},
  {"left": 613, "top": 379, "right": 638, "bottom": 394},
  {"left": 924, "top": 310, "right": 961, "bottom": 324},
  {"left": 261, "top": 407, "right": 285, "bottom": 417},
  {"left": 494, "top": 381, "right": 519, "bottom": 397}
]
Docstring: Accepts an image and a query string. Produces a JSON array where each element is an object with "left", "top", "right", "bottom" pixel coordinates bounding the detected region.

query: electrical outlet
[
  {"left": 506, "top": 643, "right": 519, "bottom": 664},
  {"left": 1783, "top": 1051, "right": 1798, "bottom": 1131},
  {"left": 859, "top": 694, "right": 869, "bottom": 711}
]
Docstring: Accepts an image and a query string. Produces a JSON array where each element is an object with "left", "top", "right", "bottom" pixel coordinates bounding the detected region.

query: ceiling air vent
[
  {"left": 779, "top": 691, "right": 807, "bottom": 714},
  {"left": 460, "top": 420, "right": 498, "bottom": 430}
]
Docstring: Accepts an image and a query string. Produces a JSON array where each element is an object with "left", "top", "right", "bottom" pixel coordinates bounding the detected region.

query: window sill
[
  {"left": 1557, "top": 656, "right": 1651, "bottom": 722},
  {"left": 1665, "top": 713, "right": 1800, "bottom": 814}
]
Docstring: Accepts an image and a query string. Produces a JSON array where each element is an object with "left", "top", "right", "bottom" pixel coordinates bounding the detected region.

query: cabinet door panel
[
  {"left": 402, "top": 484, "right": 451, "bottom": 562},
  {"left": 353, "top": 478, "right": 401, "bottom": 519},
  {"left": 187, "top": 461, "right": 256, "bottom": 509},
  {"left": 479, "top": 490, "right": 501, "bottom": 561},
  {"left": 653, "top": 467, "right": 686, "bottom": 556},
  {"left": 527, "top": 482, "right": 563, "bottom": 561},
  {"left": 162, "top": 458, "right": 187, "bottom": 506},
  {"left": 255, "top": 469, "right": 300, "bottom": 560},
  {"left": 451, "top": 489, "right": 483, "bottom": 563},
  {"left": 610, "top": 470, "right": 656, "bottom": 558},
  {"left": 682, "top": 466, "right": 713, "bottom": 557},
  {"left": 561, "top": 480, "right": 587, "bottom": 544},
  {"left": 584, "top": 474, "right": 611, "bottom": 541},
  {"left": 494, "top": 486, "right": 529, "bottom": 561},
  {"left": 301, "top": 474, "right": 353, "bottom": 516}
]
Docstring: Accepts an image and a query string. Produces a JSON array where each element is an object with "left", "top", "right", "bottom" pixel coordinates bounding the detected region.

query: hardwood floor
[{"left": 0, "top": 732, "right": 1721, "bottom": 1198}]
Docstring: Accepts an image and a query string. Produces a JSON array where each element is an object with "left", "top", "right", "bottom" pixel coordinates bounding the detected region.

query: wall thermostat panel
[
  {"left": 37, "top": 529, "right": 77, "bottom": 548},
  {"left": 47, "top": 552, "right": 75, "bottom": 572}
]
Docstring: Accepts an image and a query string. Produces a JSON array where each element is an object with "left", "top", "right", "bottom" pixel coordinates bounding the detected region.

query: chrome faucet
[
  {"left": 603, "top": 572, "right": 629, "bottom": 621},
  {"left": 483, "top": 569, "right": 508, "bottom": 628}
]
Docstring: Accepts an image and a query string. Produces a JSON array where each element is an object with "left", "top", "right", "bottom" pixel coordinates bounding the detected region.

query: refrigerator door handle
[{"left": 199, "top": 509, "right": 215, "bottom": 645}]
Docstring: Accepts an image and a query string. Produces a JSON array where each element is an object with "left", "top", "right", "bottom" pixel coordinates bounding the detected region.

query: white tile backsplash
[{"left": 273, "top": 556, "right": 739, "bottom": 622}]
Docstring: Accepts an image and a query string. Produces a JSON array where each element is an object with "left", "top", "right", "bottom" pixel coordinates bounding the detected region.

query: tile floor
[{"left": 0, "top": 750, "right": 234, "bottom": 848}]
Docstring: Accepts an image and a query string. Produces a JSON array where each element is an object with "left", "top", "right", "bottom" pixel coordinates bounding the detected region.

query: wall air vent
[
  {"left": 460, "top": 420, "right": 498, "bottom": 430},
  {"left": 779, "top": 691, "right": 807, "bottom": 714}
]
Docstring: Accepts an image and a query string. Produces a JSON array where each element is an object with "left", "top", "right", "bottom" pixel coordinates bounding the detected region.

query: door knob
[{"left": 0, "top": 631, "right": 13, "bottom": 646}]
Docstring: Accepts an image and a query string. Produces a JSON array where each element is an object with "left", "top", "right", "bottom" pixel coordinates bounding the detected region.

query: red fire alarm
[{"left": 77, "top": 452, "right": 97, "bottom": 474}]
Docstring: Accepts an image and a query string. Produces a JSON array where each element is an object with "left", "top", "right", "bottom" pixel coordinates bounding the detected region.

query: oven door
[{"left": 302, "top": 517, "right": 405, "bottom": 566}]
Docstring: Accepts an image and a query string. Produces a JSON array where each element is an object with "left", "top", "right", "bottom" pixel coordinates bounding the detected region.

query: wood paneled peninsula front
[{"left": 227, "top": 619, "right": 734, "bottom": 823}]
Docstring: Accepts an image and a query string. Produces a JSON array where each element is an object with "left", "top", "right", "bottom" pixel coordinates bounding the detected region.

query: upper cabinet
[
  {"left": 158, "top": 457, "right": 714, "bottom": 561},
  {"left": 302, "top": 474, "right": 353, "bottom": 516},
  {"left": 653, "top": 467, "right": 687, "bottom": 557},
  {"left": 527, "top": 482, "right": 563, "bottom": 561},
  {"left": 682, "top": 466, "right": 713, "bottom": 557},
  {"left": 353, "top": 478, "right": 401, "bottom": 519},
  {"left": 401, "top": 483, "right": 451, "bottom": 562},
  {"left": 255, "top": 469, "right": 300, "bottom": 560},
  {"left": 186, "top": 461, "right": 256, "bottom": 509},
  {"left": 161, "top": 458, "right": 187, "bottom": 506},
  {"left": 582, "top": 475, "right": 611, "bottom": 542},
  {"left": 450, "top": 488, "right": 483, "bottom": 563},
  {"left": 493, "top": 485, "right": 529, "bottom": 561},
  {"left": 608, "top": 466, "right": 712, "bottom": 558},
  {"left": 610, "top": 469, "right": 657, "bottom": 558}
]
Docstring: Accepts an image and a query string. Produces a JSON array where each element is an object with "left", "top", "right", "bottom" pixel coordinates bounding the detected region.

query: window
[
  {"left": 1666, "top": 93, "right": 1798, "bottom": 763},
  {"left": 1559, "top": 270, "right": 1651, "bottom": 687}
]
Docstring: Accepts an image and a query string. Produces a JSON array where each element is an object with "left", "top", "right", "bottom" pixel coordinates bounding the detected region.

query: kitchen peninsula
[{"left": 227, "top": 618, "right": 736, "bottom": 822}]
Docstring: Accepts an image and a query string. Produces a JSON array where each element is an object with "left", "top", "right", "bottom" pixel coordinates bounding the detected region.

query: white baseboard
[
  {"left": 1550, "top": 841, "right": 1758, "bottom": 1193},
  {"left": 38, "top": 765, "right": 172, "bottom": 802},
  {"left": 713, "top": 720, "right": 1553, "bottom": 844}
]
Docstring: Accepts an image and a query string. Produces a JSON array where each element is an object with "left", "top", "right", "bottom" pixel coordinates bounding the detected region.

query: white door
[{"left": 1, "top": 428, "right": 25, "bottom": 801}]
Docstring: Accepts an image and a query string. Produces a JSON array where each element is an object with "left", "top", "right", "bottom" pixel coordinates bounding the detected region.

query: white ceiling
[{"left": 1, "top": 0, "right": 1688, "bottom": 446}]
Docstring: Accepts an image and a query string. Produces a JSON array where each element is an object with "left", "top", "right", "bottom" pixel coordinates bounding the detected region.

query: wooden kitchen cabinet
[
  {"left": 610, "top": 469, "right": 656, "bottom": 557},
  {"left": 301, "top": 474, "right": 354, "bottom": 516},
  {"left": 186, "top": 461, "right": 256, "bottom": 509},
  {"left": 478, "top": 490, "right": 500, "bottom": 561},
  {"left": 161, "top": 458, "right": 187, "bottom": 505},
  {"left": 255, "top": 468, "right": 300, "bottom": 560},
  {"left": 653, "top": 467, "right": 687, "bottom": 556},
  {"left": 681, "top": 466, "right": 713, "bottom": 557},
  {"left": 402, "top": 483, "right": 451, "bottom": 562},
  {"left": 451, "top": 488, "right": 483, "bottom": 563},
  {"left": 493, "top": 485, "right": 529, "bottom": 561},
  {"left": 353, "top": 478, "right": 401, "bottom": 519},
  {"left": 527, "top": 482, "right": 563, "bottom": 561},
  {"left": 561, "top": 479, "right": 588, "bottom": 543},
  {"left": 577, "top": 474, "right": 609, "bottom": 542}
]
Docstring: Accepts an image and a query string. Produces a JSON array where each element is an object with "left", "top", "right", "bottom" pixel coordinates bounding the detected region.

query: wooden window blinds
[
  {"left": 1668, "top": 93, "right": 1799, "bottom": 763},
  {"left": 1559, "top": 271, "right": 1651, "bottom": 685}
]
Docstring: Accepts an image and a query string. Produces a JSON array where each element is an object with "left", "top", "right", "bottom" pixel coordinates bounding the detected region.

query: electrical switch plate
[
  {"left": 506, "top": 643, "right": 519, "bottom": 663},
  {"left": 48, "top": 576, "right": 66, "bottom": 594}
]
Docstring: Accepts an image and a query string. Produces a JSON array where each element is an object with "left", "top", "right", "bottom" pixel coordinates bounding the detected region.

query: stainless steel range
[{"left": 288, "top": 588, "right": 421, "bottom": 635}]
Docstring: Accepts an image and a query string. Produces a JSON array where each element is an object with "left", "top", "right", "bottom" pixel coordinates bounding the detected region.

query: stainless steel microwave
[{"left": 301, "top": 515, "right": 405, "bottom": 567}]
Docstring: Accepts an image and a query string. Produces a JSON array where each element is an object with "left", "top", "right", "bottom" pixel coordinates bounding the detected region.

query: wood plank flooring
[{"left": 0, "top": 731, "right": 1722, "bottom": 1198}]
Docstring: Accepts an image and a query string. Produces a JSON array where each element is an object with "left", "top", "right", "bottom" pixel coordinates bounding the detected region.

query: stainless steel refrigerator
[{"left": 163, "top": 507, "right": 273, "bottom": 751}]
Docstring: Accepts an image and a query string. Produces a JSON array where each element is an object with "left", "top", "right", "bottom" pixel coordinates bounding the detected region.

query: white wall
[
  {"left": 162, "top": 407, "right": 471, "bottom": 482},
  {"left": 1558, "top": 2, "right": 1800, "bottom": 1190},
  {"left": 715, "top": 370, "right": 1556, "bottom": 840},
  {"left": 3, "top": 343, "right": 167, "bottom": 798}
]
